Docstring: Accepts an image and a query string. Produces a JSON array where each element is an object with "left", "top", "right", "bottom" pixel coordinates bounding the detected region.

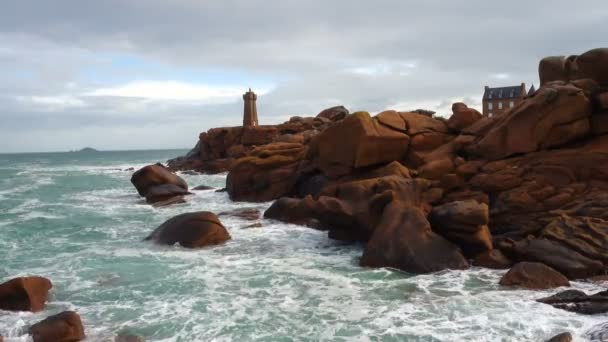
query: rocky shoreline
[
  {"left": 165, "top": 47, "right": 608, "bottom": 340},
  {"left": 2, "top": 47, "right": 607, "bottom": 341}
]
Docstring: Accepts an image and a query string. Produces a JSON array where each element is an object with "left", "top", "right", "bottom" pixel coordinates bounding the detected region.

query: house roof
[
  {"left": 483, "top": 85, "right": 525, "bottom": 100},
  {"left": 528, "top": 84, "right": 536, "bottom": 95}
]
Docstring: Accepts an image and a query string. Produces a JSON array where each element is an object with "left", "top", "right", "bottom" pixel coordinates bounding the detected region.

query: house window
[
  {"left": 488, "top": 112, "right": 493, "bottom": 117},
  {"left": 498, "top": 102, "right": 503, "bottom": 110},
  {"left": 488, "top": 102, "right": 493, "bottom": 110},
  {"left": 510, "top": 101, "right": 514, "bottom": 108}
]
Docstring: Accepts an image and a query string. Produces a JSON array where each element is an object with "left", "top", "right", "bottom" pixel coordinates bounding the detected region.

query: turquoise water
[{"left": 0, "top": 150, "right": 605, "bottom": 341}]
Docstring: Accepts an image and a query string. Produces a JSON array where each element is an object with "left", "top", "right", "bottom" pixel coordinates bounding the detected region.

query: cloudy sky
[{"left": 1, "top": 0, "right": 607, "bottom": 153}]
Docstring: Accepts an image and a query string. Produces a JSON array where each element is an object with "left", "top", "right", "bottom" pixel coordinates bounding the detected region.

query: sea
[{"left": 0, "top": 149, "right": 606, "bottom": 341}]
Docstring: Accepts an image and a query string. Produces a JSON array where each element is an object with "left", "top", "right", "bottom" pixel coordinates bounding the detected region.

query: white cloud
[
  {"left": 84, "top": 80, "right": 273, "bottom": 104},
  {"left": 491, "top": 73, "right": 510, "bottom": 80},
  {"left": 16, "top": 95, "right": 86, "bottom": 110}
]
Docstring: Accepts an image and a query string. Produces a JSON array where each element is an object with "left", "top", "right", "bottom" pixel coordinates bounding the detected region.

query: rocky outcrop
[
  {"left": 539, "top": 48, "right": 608, "bottom": 87},
  {"left": 29, "top": 311, "right": 85, "bottom": 342},
  {"left": 499, "top": 262, "right": 570, "bottom": 289},
  {"left": 168, "top": 108, "right": 343, "bottom": 173},
  {"left": 145, "top": 212, "right": 231, "bottom": 248},
  {"left": 227, "top": 143, "right": 308, "bottom": 202},
  {"left": 308, "top": 111, "right": 410, "bottom": 178},
  {"left": 266, "top": 175, "right": 468, "bottom": 273},
  {"left": 131, "top": 164, "right": 190, "bottom": 204},
  {"left": 166, "top": 47, "right": 608, "bottom": 280},
  {"left": 538, "top": 289, "right": 608, "bottom": 315},
  {"left": 0, "top": 276, "right": 52, "bottom": 312},
  {"left": 468, "top": 81, "right": 593, "bottom": 161}
]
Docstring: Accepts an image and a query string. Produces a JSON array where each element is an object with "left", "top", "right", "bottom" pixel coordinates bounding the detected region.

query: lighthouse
[{"left": 242, "top": 88, "right": 259, "bottom": 127}]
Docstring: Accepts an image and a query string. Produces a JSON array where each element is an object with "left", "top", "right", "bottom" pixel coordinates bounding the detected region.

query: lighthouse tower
[{"left": 242, "top": 88, "right": 258, "bottom": 127}]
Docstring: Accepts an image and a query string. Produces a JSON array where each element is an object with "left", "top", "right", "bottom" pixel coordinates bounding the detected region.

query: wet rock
[
  {"left": 361, "top": 202, "right": 469, "bottom": 273},
  {"left": 472, "top": 249, "right": 512, "bottom": 269},
  {"left": 143, "top": 184, "right": 191, "bottom": 204},
  {"left": 29, "top": 311, "right": 85, "bottom": 342},
  {"left": 215, "top": 188, "right": 227, "bottom": 193},
  {"left": 192, "top": 185, "right": 215, "bottom": 191},
  {"left": 145, "top": 212, "right": 231, "bottom": 248},
  {"left": 243, "top": 223, "right": 263, "bottom": 229},
  {"left": 218, "top": 208, "right": 261, "bottom": 221},
  {"left": 499, "top": 262, "right": 570, "bottom": 289},
  {"left": 0, "top": 276, "right": 52, "bottom": 312},
  {"left": 227, "top": 143, "right": 307, "bottom": 202},
  {"left": 538, "top": 289, "right": 608, "bottom": 315},
  {"left": 150, "top": 196, "right": 186, "bottom": 208},
  {"left": 545, "top": 332, "right": 572, "bottom": 342},
  {"left": 131, "top": 164, "right": 189, "bottom": 203},
  {"left": 499, "top": 238, "right": 603, "bottom": 279},
  {"left": 115, "top": 333, "right": 145, "bottom": 342}
]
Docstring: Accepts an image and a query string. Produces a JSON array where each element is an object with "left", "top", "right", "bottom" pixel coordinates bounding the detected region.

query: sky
[{"left": 0, "top": 1, "right": 607, "bottom": 153}]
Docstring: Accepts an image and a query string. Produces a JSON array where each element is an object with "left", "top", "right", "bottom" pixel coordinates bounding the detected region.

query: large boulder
[
  {"left": 0, "top": 276, "right": 52, "bottom": 312},
  {"left": 539, "top": 48, "right": 608, "bottom": 87},
  {"left": 447, "top": 103, "right": 482, "bottom": 131},
  {"left": 309, "top": 112, "right": 410, "bottom": 178},
  {"left": 29, "top": 311, "right": 85, "bottom": 342},
  {"left": 145, "top": 212, "right": 231, "bottom": 248},
  {"left": 360, "top": 202, "right": 469, "bottom": 274},
  {"left": 499, "top": 262, "right": 570, "bottom": 289},
  {"left": 227, "top": 143, "right": 308, "bottom": 202},
  {"left": 316, "top": 106, "right": 349, "bottom": 122},
  {"left": 468, "top": 82, "right": 592, "bottom": 160},
  {"left": 131, "top": 164, "right": 189, "bottom": 203},
  {"left": 429, "top": 200, "right": 492, "bottom": 257}
]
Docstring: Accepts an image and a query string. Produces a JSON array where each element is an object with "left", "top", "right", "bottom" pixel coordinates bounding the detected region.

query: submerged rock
[
  {"left": 145, "top": 212, "right": 231, "bottom": 248},
  {"left": 218, "top": 208, "right": 261, "bottom": 221},
  {"left": 0, "top": 276, "right": 52, "bottom": 312},
  {"left": 115, "top": 333, "right": 145, "bottom": 342},
  {"left": 29, "top": 311, "right": 85, "bottom": 342},
  {"left": 545, "top": 332, "right": 572, "bottom": 342},
  {"left": 538, "top": 289, "right": 608, "bottom": 315},
  {"left": 192, "top": 185, "right": 215, "bottom": 190},
  {"left": 499, "top": 262, "right": 570, "bottom": 289}
]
